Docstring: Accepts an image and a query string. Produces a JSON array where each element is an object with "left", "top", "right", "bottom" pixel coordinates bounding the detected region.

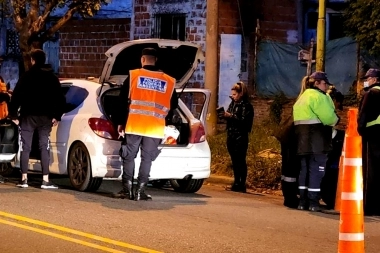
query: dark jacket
[
  {"left": 358, "top": 83, "right": 380, "bottom": 137},
  {"left": 114, "top": 65, "right": 179, "bottom": 126},
  {"left": 226, "top": 98, "right": 254, "bottom": 138},
  {"left": 9, "top": 64, "right": 65, "bottom": 121}
]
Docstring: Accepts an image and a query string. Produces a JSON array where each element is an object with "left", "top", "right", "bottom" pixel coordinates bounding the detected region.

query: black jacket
[
  {"left": 226, "top": 98, "right": 254, "bottom": 138},
  {"left": 114, "top": 65, "right": 179, "bottom": 126},
  {"left": 358, "top": 83, "right": 380, "bottom": 137},
  {"left": 9, "top": 64, "right": 65, "bottom": 121}
]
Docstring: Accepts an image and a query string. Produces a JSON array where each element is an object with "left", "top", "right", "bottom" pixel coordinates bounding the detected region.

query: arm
[
  {"left": 358, "top": 92, "right": 370, "bottom": 136},
  {"left": 310, "top": 95, "right": 339, "bottom": 126},
  {"left": 115, "top": 76, "right": 130, "bottom": 132},
  {"left": 51, "top": 76, "right": 66, "bottom": 122},
  {"left": 8, "top": 74, "right": 27, "bottom": 119}
]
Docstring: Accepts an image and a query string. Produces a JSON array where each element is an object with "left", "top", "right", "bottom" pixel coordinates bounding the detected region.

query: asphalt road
[{"left": 0, "top": 174, "right": 379, "bottom": 253}]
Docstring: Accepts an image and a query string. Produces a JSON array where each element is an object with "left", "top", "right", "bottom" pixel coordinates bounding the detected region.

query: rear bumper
[
  {"left": 91, "top": 141, "right": 211, "bottom": 180},
  {"left": 0, "top": 154, "right": 16, "bottom": 163}
]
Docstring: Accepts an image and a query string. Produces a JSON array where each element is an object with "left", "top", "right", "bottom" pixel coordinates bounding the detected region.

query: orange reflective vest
[
  {"left": 0, "top": 80, "right": 8, "bottom": 120},
  {"left": 125, "top": 68, "right": 176, "bottom": 138}
]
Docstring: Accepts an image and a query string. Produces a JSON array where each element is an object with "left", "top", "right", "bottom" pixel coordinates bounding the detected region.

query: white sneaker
[{"left": 41, "top": 180, "right": 58, "bottom": 189}]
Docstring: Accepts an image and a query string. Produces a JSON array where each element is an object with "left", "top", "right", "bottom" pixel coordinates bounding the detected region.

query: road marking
[
  {"left": 0, "top": 218, "right": 126, "bottom": 253},
  {"left": 0, "top": 211, "right": 163, "bottom": 253}
]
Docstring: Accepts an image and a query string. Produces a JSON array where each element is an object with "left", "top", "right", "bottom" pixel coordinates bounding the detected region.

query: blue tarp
[{"left": 256, "top": 37, "right": 357, "bottom": 98}]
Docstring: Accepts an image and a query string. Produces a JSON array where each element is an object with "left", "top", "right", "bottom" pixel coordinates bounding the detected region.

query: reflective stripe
[
  {"left": 131, "top": 100, "right": 169, "bottom": 113},
  {"left": 308, "top": 188, "right": 321, "bottom": 192},
  {"left": 339, "top": 233, "right": 364, "bottom": 241},
  {"left": 341, "top": 191, "right": 363, "bottom": 201},
  {"left": 343, "top": 158, "right": 362, "bottom": 166},
  {"left": 298, "top": 186, "right": 308, "bottom": 189},
  {"left": 366, "top": 115, "right": 380, "bottom": 127},
  {"left": 281, "top": 175, "right": 297, "bottom": 183},
  {"left": 294, "top": 119, "right": 322, "bottom": 125},
  {"left": 129, "top": 109, "right": 166, "bottom": 119}
]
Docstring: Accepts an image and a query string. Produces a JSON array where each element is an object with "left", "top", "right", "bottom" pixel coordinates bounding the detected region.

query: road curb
[{"left": 205, "top": 175, "right": 234, "bottom": 186}]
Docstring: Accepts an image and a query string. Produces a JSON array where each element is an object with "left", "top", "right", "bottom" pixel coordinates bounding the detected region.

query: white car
[{"left": 0, "top": 39, "right": 211, "bottom": 193}]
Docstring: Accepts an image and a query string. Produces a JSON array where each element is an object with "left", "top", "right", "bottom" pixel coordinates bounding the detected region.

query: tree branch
[{"left": 40, "top": 6, "right": 80, "bottom": 43}]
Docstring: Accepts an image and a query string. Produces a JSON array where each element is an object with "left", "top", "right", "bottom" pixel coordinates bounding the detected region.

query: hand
[
  {"left": 52, "top": 118, "right": 58, "bottom": 127},
  {"left": 224, "top": 112, "right": 232, "bottom": 118},
  {"left": 12, "top": 119, "right": 19, "bottom": 125},
  {"left": 117, "top": 125, "right": 125, "bottom": 138}
]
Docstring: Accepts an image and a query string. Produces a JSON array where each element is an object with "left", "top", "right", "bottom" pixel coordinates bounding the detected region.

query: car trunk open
[{"left": 98, "top": 39, "right": 206, "bottom": 146}]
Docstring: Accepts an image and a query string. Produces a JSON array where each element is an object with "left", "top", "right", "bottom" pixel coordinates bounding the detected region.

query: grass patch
[{"left": 208, "top": 119, "right": 282, "bottom": 189}]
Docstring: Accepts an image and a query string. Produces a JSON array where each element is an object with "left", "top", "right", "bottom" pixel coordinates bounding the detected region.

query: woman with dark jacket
[{"left": 218, "top": 81, "right": 254, "bottom": 193}]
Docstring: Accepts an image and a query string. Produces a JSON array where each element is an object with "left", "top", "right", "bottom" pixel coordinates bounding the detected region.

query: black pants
[
  {"left": 280, "top": 142, "right": 299, "bottom": 207},
  {"left": 298, "top": 154, "right": 327, "bottom": 207},
  {"left": 19, "top": 116, "right": 52, "bottom": 175},
  {"left": 121, "top": 134, "right": 161, "bottom": 184},
  {"left": 227, "top": 133, "right": 249, "bottom": 186},
  {"left": 363, "top": 138, "right": 380, "bottom": 216}
]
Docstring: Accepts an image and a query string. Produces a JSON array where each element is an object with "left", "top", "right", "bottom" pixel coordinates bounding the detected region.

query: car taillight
[
  {"left": 88, "top": 118, "right": 119, "bottom": 140},
  {"left": 189, "top": 123, "right": 206, "bottom": 144}
]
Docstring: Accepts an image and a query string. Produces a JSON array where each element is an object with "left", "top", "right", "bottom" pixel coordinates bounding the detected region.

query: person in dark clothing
[
  {"left": 0, "top": 74, "right": 11, "bottom": 184},
  {"left": 218, "top": 81, "right": 254, "bottom": 193},
  {"left": 274, "top": 115, "right": 299, "bottom": 208},
  {"left": 321, "top": 86, "right": 345, "bottom": 209},
  {"left": 357, "top": 68, "right": 380, "bottom": 216},
  {"left": 8, "top": 49, "right": 65, "bottom": 189},
  {"left": 112, "top": 48, "right": 178, "bottom": 201}
]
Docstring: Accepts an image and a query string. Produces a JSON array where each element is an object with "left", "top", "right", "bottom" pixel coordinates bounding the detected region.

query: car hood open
[{"left": 99, "top": 39, "right": 205, "bottom": 89}]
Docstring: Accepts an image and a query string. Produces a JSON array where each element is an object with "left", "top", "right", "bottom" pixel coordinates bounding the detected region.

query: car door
[{"left": 178, "top": 88, "right": 211, "bottom": 133}]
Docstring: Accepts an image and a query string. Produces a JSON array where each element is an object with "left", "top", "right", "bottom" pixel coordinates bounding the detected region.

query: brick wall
[
  {"left": 59, "top": 18, "right": 130, "bottom": 78},
  {"left": 133, "top": 0, "right": 206, "bottom": 88},
  {"left": 219, "top": 0, "right": 241, "bottom": 34},
  {"left": 257, "top": 0, "right": 298, "bottom": 43}
]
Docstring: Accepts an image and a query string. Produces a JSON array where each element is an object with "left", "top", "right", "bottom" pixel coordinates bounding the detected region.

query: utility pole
[
  {"left": 204, "top": 0, "right": 218, "bottom": 136},
  {"left": 316, "top": 0, "right": 326, "bottom": 72}
]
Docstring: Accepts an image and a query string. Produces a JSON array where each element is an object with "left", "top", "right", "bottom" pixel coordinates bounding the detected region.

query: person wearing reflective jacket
[
  {"left": 357, "top": 68, "right": 380, "bottom": 216},
  {"left": 293, "top": 71, "right": 339, "bottom": 212},
  {"left": 112, "top": 48, "right": 178, "bottom": 201}
]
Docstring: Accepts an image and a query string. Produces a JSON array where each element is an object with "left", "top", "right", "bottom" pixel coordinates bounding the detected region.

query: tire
[
  {"left": 68, "top": 142, "right": 103, "bottom": 192},
  {"left": 170, "top": 179, "right": 204, "bottom": 193},
  {"left": 0, "top": 163, "right": 14, "bottom": 176}
]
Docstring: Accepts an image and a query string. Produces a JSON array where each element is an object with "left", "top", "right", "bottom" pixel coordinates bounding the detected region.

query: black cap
[
  {"left": 142, "top": 48, "right": 157, "bottom": 57},
  {"left": 364, "top": 68, "right": 380, "bottom": 78},
  {"left": 310, "top": 71, "right": 331, "bottom": 84}
]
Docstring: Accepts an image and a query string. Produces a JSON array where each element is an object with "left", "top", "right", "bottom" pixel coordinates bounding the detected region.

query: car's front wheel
[
  {"left": 68, "top": 142, "right": 103, "bottom": 192},
  {"left": 170, "top": 179, "right": 204, "bottom": 193}
]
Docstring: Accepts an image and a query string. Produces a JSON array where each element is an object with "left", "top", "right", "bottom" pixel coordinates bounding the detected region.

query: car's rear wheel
[
  {"left": 170, "top": 179, "right": 204, "bottom": 193},
  {"left": 0, "top": 163, "right": 14, "bottom": 176},
  {"left": 68, "top": 142, "right": 103, "bottom": 192}
]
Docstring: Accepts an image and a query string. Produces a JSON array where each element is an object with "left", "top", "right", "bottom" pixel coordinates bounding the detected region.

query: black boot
[
  {"left": 112, "top": 180, "right": 133, "bottom": 200},
  {"left": 134, "top": 182, "right": 152, "bottom": 201}
]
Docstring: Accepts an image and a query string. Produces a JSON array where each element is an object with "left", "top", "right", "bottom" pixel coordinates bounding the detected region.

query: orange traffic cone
[{"left": 338, "top": 108, "right": 364, "bottom": 253}]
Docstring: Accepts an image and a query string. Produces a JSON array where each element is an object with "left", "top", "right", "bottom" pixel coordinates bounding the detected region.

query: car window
[
  {"left": 62, "top": 86, "right": 89, "bottom": 113},
  {"left": 179, "top": 92, "right": 206, "bottom": 120}
]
